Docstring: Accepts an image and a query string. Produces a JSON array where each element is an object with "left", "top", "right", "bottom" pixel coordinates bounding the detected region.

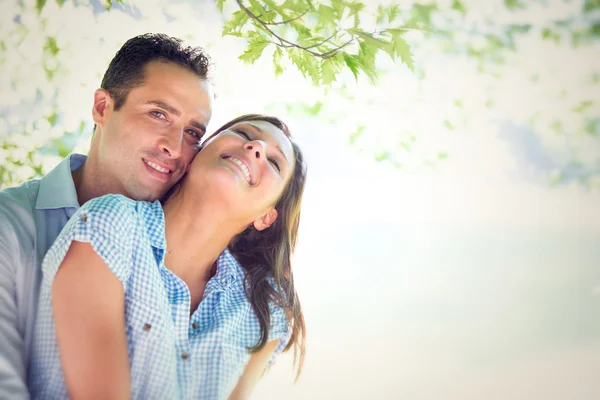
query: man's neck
[{"left": 71, "top": 158, "right": 112, "bottom": 206}]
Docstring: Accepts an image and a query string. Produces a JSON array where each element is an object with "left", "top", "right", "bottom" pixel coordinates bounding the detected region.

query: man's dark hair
[{"left": 100, "top": 33, "right": 211, "bottom": 111}]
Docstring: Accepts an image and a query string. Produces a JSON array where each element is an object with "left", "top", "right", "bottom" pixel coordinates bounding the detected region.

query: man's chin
[{"left": 125, "top": 183, "right": 166, "bottom": 203}]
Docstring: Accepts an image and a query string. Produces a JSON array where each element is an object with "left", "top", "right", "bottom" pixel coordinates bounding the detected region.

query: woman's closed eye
[
  {"left": 235, "top": 129, "right": 251, "bottom": 141},
  {"left": 235, "top": 129, "right": 281, "bottom": 172},
  {"left": 269, "top": 158, "right": 281, "bottom": 172}
]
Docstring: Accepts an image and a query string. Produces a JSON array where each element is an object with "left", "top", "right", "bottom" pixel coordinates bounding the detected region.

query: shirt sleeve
[
  {"left": 0, "top": 194, "right": 31, "bottom": 400},
  {"left": 41, "top": 194, "right": 137, "bottom": 290},
  {"left": 266, "top": 301, "right": 292, "bottom": 366}
]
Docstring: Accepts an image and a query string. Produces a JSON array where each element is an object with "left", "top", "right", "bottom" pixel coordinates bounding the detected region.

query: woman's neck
[{"left": 161, "top": 186, "right": 244, "bottom": 285}]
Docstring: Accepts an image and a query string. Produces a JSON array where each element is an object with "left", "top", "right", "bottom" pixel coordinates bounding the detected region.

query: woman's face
[{"left": 187, "top": 119, "right": 295, "bottom": 228}]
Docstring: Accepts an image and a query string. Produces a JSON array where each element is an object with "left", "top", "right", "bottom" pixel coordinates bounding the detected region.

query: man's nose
[{"left": 159, "top": 127, "right": 184, "bottom": 158}]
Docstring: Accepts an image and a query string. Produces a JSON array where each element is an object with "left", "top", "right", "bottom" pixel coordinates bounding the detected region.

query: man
[{"left": 0, "top": 33, "right": 214, "bottom": 398}]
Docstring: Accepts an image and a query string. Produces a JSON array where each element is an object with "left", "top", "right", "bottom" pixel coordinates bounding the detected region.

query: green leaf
[
  {"left": 238, "top": 40, "right": 269, "bottom": 64},
  {"left": 104, "top": 0, "right": 112, "bottom": 10},
  {"left": 55, "top": 0, "right": 67, "bottom": 6},
  {"left": 584, "top": 0, "right": 600, "bottom": 13},
  {"left": 305, "top": 101, "right": 323, "bottom": 116},
  {"left": 572, "top": 100, "right": 593, "bottom": 113},
  {"left": 287, "top": 48, "right": 319, "bottom": 85},
  {"left": 222, "top": 10, "right": 249, "bottom": 36},
  {"left": 388, "top": 30, "right": 414, "bottom": 70},
  {"left": 303, "top": 51, "right": 320, "bottom": 84},
  {"left": 320, "top": 56, "right": 342, "bottom": 85},
  {"left": 504, "top": 0, "right": 525, "bottom": 10},
  {"left": 376, "top": 5, "right": 385, "bottom": 24},
  {"left": 53, "top": 138, "right": 72, "bottom": 158},
  {"left": 357, "top": 41, "right": 377, "bottom": 83},
  {"left": 331, "top": 0, "right": 345, "bottom": 18},
  {"left": 46, "top": 112, "right": 58, "bottom": 126},
  {"left": 387, "top": 4, "right": 400, "bottom": 22},
  {"left": 217, "top": 0, "right": 226, "bottom": 12},
  {"left": 273, "top": 46, "right": 284, "bottom": 76},
  {"left": 347, "top": 1, "right": 365, "bottom": 14},
  {"left": 452, "top": 0, "right": 466, "bottom": 14},
  {"left": 36, "top": 0, "right": 47, "bottom": 13},
  {"left": 541, "top": 28, "right": 560, "bottom": 43},
  {"left": 411, "top": 3, "right": 436, "bottom": 25},
  {"left": 348, "top": 125, "right": 365, "bottom": 146},
  {"left": 342, "top": 52, "right": 360, "bottom": 80},
  {"left": 45, "top": 37, "right": 59, "bottom": 56}
]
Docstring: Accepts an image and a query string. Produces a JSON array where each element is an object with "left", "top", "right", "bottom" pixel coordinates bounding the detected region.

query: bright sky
[{"left": 1, "top": 0, "right": 599, "bottom": 398}]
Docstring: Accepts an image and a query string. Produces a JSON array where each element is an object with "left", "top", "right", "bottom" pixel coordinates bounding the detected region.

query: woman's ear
[
  {"left": 92, "top": 89, "right": 113, "bottom": 128},
  {"left": 252, "top": 208, "right": 278, "bottom": 231}
]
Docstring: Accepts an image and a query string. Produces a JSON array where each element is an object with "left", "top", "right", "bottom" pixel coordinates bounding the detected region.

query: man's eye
[
  {"left": 269, "top": 158, "right": 281, "bottom": 172},
  {"left": 150, "top": 111, "right": 166, "bottom": 120},
  {"left": 185, "top": 129, "right": 201, "bottom": 140}
]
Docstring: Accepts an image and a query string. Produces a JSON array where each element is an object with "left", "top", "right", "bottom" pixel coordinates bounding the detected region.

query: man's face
[{"left": 92, "top": 60, "right": 213, "bottom": 201}]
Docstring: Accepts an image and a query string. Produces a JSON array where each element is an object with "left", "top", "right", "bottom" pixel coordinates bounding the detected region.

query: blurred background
[{"left": 1, "top": 0, "right": 599, "bottom": 398}]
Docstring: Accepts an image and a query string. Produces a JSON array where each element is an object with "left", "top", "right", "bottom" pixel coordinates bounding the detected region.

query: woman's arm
[
  {"left": 228, "top": 339, "right": 281, "bottom": 400},
  {"left": 52, "top": 240, "right": 130, "bottom": 400}
]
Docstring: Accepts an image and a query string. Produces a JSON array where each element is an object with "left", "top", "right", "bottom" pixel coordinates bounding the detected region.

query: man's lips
[
  {"left": 142, "top": 158, "right": 175, "bottom": 174},
  {"left": 142, "top": 158, "right": 176, "bottom": 183},
  {"left": 222, "top": 154, "right": 254, "bottom": 184}
]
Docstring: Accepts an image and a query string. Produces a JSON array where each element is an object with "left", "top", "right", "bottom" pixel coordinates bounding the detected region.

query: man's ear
[
  {"left": 92, "top": 89, "right": 113, "bottom": 128},
  {"left": 252, "top": 208, "right": 278, "bottom": 231}
]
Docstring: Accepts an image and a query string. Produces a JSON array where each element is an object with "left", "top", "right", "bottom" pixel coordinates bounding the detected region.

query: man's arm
[
  {"left": 0, "top": 207, "right": 29, "bottom": 400},
  {"left": 228, "top": 339, "right": 280, "bottom": 400},
  {"left": 52, "top": 240, "right": 130, "bottom": 400}
]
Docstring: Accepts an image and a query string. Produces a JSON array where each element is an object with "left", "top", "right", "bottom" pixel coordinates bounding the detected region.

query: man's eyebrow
[
  {"left": 247, "top": 123, "right": 289, "bottom": 164},
  {"left": 190, "top": 120, "right": 207, "bottom": 134},
  {"left": 146, "top": 100, "right": 206, "bottom": 133},
  {"left": 146, "top": 100, "right": 180, "bottom": 116}
]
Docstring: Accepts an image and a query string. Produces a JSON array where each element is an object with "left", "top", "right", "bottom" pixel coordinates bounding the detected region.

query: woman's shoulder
[
  {"left": 74, "top": 194, "right": 146, "bottom": 241},
  {"left": 81, "top": 193, "right": 136, "bottom": 213}
]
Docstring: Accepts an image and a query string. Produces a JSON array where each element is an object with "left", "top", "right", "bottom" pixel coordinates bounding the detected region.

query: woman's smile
[{"left": 222, "top": 154, "right": 254, "bottom": 185}]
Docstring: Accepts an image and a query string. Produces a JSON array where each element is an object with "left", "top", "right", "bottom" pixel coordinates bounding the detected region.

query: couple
[{"left": 0, "top": 33, "right": 306, "bottom": 399}]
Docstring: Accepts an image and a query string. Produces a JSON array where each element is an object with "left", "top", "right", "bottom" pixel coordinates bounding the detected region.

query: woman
[{"left": 29, "top": 114, "right": 306, "bottom": 399}]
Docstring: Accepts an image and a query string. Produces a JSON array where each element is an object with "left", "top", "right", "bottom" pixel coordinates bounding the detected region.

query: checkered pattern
[{"left": 29, "top": 194, "right": 290, "bottom": 400}]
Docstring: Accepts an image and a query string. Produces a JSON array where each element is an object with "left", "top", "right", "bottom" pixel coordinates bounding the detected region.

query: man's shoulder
[
  {"left": 0, "top": 180, "right": 41, "bottom": 255},
  {"left": 0, "top": 179, "right": 41, "bottom": 222}
]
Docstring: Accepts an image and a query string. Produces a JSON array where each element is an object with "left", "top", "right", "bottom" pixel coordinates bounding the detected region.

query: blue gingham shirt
[{"left": 29, "top": 194, "right": 290, "bottom": 400}]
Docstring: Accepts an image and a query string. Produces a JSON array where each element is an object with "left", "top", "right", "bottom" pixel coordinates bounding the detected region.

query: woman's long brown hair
[{"left": 208, "top": 114, "right": 307, "bottom": 378}]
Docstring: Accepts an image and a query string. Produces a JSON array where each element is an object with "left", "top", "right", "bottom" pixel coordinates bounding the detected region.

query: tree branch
[
  {"left": 235, "top": 0, "right": 353, "bottom": 59},
  {"left": 265, "top": 9, "right": 308, "bottom": 26}
]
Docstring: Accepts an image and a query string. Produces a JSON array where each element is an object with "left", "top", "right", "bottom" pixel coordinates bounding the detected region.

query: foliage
[
  {"left": 1, "top": 0, "right": 599, "bottom": 189},
  {"left": 220, "top": 0, "right": 415, "bottom": 85}
]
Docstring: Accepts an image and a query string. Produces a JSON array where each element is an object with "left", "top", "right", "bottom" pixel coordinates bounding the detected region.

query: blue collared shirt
[
  {"left": 0, "top": 154, "right": 85, "bottom": 400},
  {"left": 29, "top": 194, "right": 289, "bottom": 400}
]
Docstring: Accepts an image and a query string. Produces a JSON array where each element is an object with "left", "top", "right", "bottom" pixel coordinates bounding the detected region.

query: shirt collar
[
  {"left": 36, "top": 153, "right": 87, "bottom": 210},
  {"left": 139, "top": 200, "right": 167, "bottom": 250},
  {"left": 214, "top": 248, "right": 245, "bottom": 290}
]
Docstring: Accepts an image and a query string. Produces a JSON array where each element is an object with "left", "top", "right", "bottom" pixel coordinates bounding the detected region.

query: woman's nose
[{"left": 244, "top": 141, "right": 266, "bottom": 159}]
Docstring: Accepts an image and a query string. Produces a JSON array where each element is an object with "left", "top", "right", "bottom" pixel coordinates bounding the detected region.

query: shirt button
[
  {"left": 181, "top": 352, "right": 190, "bottom": 360},
  {"left": 143, "top": 324, "right": 151, "bottom": 332},
  {"left": 192, "top": 322, "right": 199, "bottom": 329},
  {"left": 81, "top": 214, "right": 87, "bottom": 222}
]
